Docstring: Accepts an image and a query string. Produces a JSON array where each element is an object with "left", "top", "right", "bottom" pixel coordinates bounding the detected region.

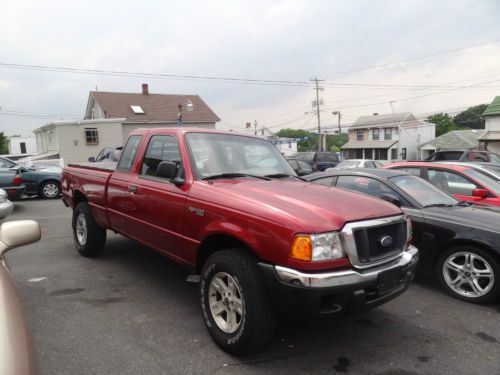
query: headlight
[
  {"left": 291, "top": 232, "right": 345, "bottom": 261},
  {"left": 0, "top": 189, "right": 6, "bottom": 204}
]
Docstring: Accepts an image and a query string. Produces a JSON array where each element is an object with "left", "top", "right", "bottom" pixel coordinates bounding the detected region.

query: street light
[{"left": 177, "top": 99, "right": 194, "bottom": 126}]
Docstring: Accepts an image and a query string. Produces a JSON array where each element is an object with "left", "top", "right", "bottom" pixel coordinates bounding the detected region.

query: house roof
[
  {"left": 341, "top": 140, "right": 398, "bottom": 149},
  {"left": 349, "top": 112, "right": 416, "bottom": 129},
  {"left": 418, "top": 130, "right": 479, "bottom": 150},
  {"left": 483, "top": 96, "right": 500, "bottom": 117},
  {"left": 86, "top": 91, "right": 220, "bottom": 123}
]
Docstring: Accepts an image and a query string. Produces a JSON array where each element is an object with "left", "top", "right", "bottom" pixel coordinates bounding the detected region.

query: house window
[
  {"left": 391, "top": 148, "right": 397, "bottom": 160},
  {"left": 379, "top": 149, "right": 388, "bottom": 160},
  {"left": 373, "top": 128, "right": 379, "bottom": 140},
  {"left": 357, "top": 130, "right": 364, "bottom": 141},
  {"left": 85, "top": 128, "right": 99, "bottom": 145},
  {"left": 402, "top": 148, "right": 407, "bottom": 160},
  {"left": 384, "top": 128, "right": 392, "bottom": 140},
  {"left": 20, "top": 142, "right": 27, "bottom": 154}
]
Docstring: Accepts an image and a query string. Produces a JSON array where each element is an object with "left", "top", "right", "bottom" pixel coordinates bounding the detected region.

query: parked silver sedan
[
  {"left": 0, "top": 189, "right": 13, "bottom": 219},
  {"left": 0, "top": 219, "right": 42, "bottom": 374},
  {"left": 329, "top": 159, "right": 384, "bottom": 170}
]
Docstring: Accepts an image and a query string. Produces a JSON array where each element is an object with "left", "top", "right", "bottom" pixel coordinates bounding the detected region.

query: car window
[
  {"left": 336, "top": 175, "right": 393, "bottom": 198},
  {"left": 392, "top": 167, "right": 421, "bottom": 176},
  {"left": 316, "top": 153, "right": 339, "bottom": 162},
  {"left": 0, "top": 158, "right": 16, "bottom": 168},
  {"left": 432, "top": 151, "right": 464, "bottom": 161},
  {"left": 117, "top": 135, "right": 142, "bottom": 172},
  {"left": 365, "top": 161, "right": 376, "bottom": 168},
  {"left": 312, "top": 177, "right": 334, "bottom": 186},
  {"left": 287, "top": 160, "right": 298, "bottom": 169},
  {"left": 390, "top": 175, "right": 457, "bottom": 207},
  {"left": 463, "top": 169, "right": 500, "bottom": 195},
  {"left": 298, "top": 160, "right": 311, "bottom": 170},
  {"left": 427, "top": 169, "right": 478, "bottom": 196},
  {"left": 140, "top": 135, "right": 182, "bottom": 180}
]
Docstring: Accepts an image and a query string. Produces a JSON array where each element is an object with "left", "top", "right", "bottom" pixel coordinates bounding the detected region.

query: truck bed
[{"left": 66, "top": 162, "right": 117, "bottom": 172}]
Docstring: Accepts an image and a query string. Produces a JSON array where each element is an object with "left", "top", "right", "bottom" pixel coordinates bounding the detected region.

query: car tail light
[{"left": 11, "top": 174, "right": 22, "bottom": 185}]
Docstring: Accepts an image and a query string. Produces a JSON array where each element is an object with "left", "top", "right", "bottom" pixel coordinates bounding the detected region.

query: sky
[{"left": 1, "top": 0, "right": 500, "bottom": 137}]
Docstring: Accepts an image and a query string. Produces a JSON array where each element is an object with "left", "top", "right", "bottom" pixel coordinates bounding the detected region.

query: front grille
[{"left": 353, "top": 222, "right": 405, "bottom": 263}]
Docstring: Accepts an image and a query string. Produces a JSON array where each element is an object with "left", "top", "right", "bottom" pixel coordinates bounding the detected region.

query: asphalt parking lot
[{"left": 4, "top": 199, "right": 500, "bottom": 375}]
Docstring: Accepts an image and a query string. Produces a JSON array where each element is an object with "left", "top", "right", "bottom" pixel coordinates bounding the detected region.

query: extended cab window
[
  {"left": 117, "top": 135, "right": 142, "bottom": 172},
  {"left": 140, "top": 135, "right": 182, "bottom": 180}
]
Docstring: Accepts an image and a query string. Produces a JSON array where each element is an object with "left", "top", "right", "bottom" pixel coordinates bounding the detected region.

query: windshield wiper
[
  {"left": 264, "top": 173, "right": 306, "bottom": 181},
  {"left": 201, "top": 173, "right": 271, "bottom": 181},
  {"left": 455, "top": 201, "right": 472, "bottom": 206},
  {"left": 424, "top": 203, "right": 455, "bottom": 208}
]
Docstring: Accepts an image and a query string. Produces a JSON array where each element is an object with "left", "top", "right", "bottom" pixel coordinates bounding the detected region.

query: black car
[
  {"left": 305, "top": 168, "right": 500, "bottom": 303},
  {"left": 286, "top": 158, "right": 313, "bottom": 176},
  {"left": 295, "top": 151, "right": 342, "bottom": 171}
]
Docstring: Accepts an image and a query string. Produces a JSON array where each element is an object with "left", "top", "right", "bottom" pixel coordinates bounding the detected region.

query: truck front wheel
[
  {"left": 200, "top": 249, "right": 276, "bottom": 354},
  {"left": 72, "top": 202, "right": 106, "bottom": 257}
]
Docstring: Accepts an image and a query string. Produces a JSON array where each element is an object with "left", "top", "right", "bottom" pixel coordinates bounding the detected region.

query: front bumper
[
  {"left": 0, "top": 200, "right": 13, "bottom": 219},
  {"left": 258, "top": 245, "right": 418, "bottom": 317}
]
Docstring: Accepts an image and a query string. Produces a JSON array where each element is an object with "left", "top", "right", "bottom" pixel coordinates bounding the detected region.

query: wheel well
[
  {"left": 196, "top": 234, "right": 256, "bottom": 273},
  {"left": 447, "top": 239, "right": 500, "bottom": 263},
  {"left": 72, "top": 190, "right": 87, "bottom": 208}
]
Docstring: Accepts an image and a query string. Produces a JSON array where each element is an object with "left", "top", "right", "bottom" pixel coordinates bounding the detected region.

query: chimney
[{"left": 142, "top": 83, "right": 149, "bottom": 95}]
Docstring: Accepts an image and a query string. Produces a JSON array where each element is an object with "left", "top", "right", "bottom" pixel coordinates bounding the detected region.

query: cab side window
[
  {"left": 117, "top": 136, "right": 142, "bottom": 172},
  {"left": 140, "top": 135, "right": 183, "bottom": 180}
]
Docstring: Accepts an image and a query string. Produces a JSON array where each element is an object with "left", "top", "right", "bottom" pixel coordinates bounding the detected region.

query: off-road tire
[
  {"left": 200, "top": 249, "right": 276, "bottom": 354},
  {"left": 72, "top": 202, "right": 106, "bottom": 257},
  {"left": 436, "top": 245, "right": 500, "bottom": 303}
]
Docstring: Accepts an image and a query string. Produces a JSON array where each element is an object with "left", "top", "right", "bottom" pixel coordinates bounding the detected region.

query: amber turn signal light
[{"left": 290, "top": 236, "right": 312, "bottom": 261}]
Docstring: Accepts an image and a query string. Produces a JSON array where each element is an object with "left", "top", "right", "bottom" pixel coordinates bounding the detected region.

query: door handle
[{"left": 128, "top": 185, "right": 138, "bottom": 194}]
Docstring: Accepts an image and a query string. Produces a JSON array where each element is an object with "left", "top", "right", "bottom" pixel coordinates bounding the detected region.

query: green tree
[
  {"left": 329, "top": 145, "right": 340, "bottom": 152},
  {"left": 275, "top": 128, "right": 318, "bottom": 151},
  {"left": 326, "top": 133, "right": 348, "bottom": 151},
  {"left": 0, "top": 132, "right": 8, "bottom": 154},
  {"left": 426, "top": 113, "right": 461, "bottom": 137},
  {"left": 453, "top": 104, "right": 488, "bottom": 129}
]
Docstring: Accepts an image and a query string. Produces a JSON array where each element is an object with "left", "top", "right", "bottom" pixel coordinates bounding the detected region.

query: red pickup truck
[{"left": 61, "top": 128, "right": 418, "bottom": 354}]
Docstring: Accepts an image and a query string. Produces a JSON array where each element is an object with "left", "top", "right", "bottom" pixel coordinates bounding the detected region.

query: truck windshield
[{"left": 185, "top": 133, "right": 296, "bottom": 179}]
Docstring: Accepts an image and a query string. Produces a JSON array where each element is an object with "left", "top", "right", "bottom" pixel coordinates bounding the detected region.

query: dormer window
[{"left": 131, "top": 105, "right": 145, "bottom": 114}]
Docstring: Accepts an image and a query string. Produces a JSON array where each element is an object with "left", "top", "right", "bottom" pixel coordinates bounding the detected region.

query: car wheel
[
  {"left": 436, "top": 245, "right": 500, "bottom": 303},
  {"left": 72, "top": 202, "right": 106, "bottom": 257},
  {"left": 200, "top": 249, "right": 276, "bottom": 354},
  {"left": 39, "top": 181, "right": 61, "bottom": 199}
]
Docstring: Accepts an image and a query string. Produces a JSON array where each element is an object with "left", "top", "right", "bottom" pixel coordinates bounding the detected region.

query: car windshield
[
  {"left": 489, "top": 153, "right": 500, "bottom": 163},
  {"left": 463, "top": 168, "right": 500, "bottom": 195},
  {"left": 389, "top": 175, "right": 458, "bottom": 207},
  {"left": 186, "top": 133, "right": 296, "bottom": 179},
  {"left": 335, "top": 160, "right": 360, "bottom": 168}
]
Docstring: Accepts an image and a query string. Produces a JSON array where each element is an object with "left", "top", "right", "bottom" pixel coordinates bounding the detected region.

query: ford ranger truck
[{"left": 61, "top": 128, "right": 418, "bottom": 354}]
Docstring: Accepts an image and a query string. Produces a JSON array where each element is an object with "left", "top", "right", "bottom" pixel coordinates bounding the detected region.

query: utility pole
[
  {"left": 311, "top": 77, "right": 324, "bottom": 151},
  {"left": 254, "top": 119, "right": 258, "bottom": 135},
  {"left": 332, "top": 110, "right": 342, "bottom": 134}
]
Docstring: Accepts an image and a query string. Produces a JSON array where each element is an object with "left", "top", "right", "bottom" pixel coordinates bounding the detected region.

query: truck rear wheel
[
  {"left": 72, "top": 202, "right": 106, "bottom": 257},
  {"left": 200, "top": 249, "right": 276, "bottom": 354}
]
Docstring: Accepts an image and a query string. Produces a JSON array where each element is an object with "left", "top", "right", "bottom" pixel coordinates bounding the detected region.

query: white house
[
  {"left": 479, "top": 96, "right": 500, "bottom": 153},
  {"left": 8, "top": 135, "right": 37, "bottom": 155},
  {"left": 33, "top": 84, "right": 221, "bottom": 164},
  {"left": 341, "top": 112, "right": 435, "bottom": 162}
]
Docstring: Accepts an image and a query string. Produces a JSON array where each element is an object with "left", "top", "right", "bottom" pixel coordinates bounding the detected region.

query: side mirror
[
  {"left": 88, "top": 157, "right": 96, "bottom": 162},
  {"left": 472, "top": 188, "right": 488, "bottom": 198},
  {"left": 380, "top": 194, "right": 402, "bottom": 207},
  {"left": 0, "top": 220, "right": 41, "bottom": 256}
]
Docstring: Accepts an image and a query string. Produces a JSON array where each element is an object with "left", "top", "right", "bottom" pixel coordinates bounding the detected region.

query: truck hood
[{"left": 195, "top": 179, "right": 402, "bottom": 232}]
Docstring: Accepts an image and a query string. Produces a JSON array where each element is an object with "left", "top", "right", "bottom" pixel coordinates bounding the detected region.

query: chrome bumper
[{"left": 275, "top": 245, "right": 418, "bottom": 288}]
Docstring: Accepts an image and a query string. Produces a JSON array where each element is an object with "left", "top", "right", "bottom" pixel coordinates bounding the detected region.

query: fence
[{"left": 17, "top": 157, "right": 65, "bottom": 169}]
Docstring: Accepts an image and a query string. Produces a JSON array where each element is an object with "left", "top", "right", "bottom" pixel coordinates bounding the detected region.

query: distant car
[
  {"left": 88, "top": 146, "right": 123, "bottom": 162},
  {"left": 305, "top": 168, "right": 500, "bottom": 303},
  {"left": 295, "top": 151, "right": 343, "bottom": 171},
  {"left": 331, "top": 159, "right": 383, "bottom": 170},
  {"left": 0, "top": 220, "right": 42, "bottom": 374},
  {"left": 0, "top": 162, "right": 61, "bottom": 199},
  {"left": 286, "top": 158, "right": 313, "bottom": 176},
  {"left": 0, "top": 189, "right": 13, "bottom": 219},
  {"left": 385, "top": 162, "right": 500, "bottom": 207},
  {"left": 425, "top": 150, "right": 500, "bottom": 163}
]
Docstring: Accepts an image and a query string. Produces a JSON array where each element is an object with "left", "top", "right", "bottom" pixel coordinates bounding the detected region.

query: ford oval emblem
[{"left": 380, "top": 235, "right": 393, "bottom": 247}]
